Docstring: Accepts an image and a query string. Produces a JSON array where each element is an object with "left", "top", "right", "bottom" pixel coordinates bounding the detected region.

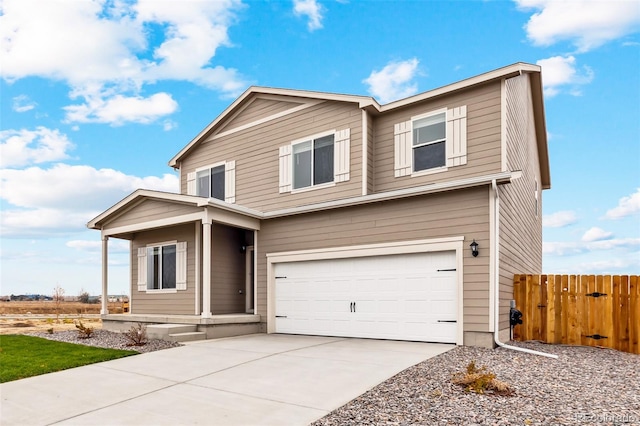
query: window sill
[
  {"left": 411, "top": 166, "right": 448, "bottom": 178},
  {"left": 143, "top": 289, "right": 178, "bottom": 294},
  {"left": 291, "top": 181, "right": 336, "bottom": 194}
]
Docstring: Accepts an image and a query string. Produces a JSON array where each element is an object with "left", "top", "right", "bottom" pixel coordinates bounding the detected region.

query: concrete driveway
[{"left": 1, "top": 334, "right": 452, "bottom": 426}]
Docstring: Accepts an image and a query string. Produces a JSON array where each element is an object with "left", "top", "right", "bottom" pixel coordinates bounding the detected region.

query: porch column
[
  {"left": 201, "top": 221, "right": 212, "bottom": 318},
  {"left": 101, "top": 235, "right": 108, "bottom": 315}
]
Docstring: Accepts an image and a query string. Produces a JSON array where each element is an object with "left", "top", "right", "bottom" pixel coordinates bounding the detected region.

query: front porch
[
  {"left": 88, "top": 191, "right": 265, "bottom": 342},
  {"left": 102, "top": 313, "right": 262, "bottom": 342}
]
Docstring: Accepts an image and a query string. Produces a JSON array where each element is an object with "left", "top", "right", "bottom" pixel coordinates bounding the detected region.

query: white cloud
[
  {"left": 363, "top": 58, "right": 420, "bottom": 103},
  {"left": 536, "top": 56, "right": 594, "bottom": 97},
  {"left": 516, "top": 0, "right": 640, "bottom": 52},
  {"left": 0, "top": 208, "right": 103, "bottom": 238},
  {"left": 163, "top": 120, "right": 178, "bottom": 131},
  {"left": 543, "top": 238, "right": 640, "bottom": 256},
  {"left": 0, "top": 0, "right": 143, "bottom": 84},
  {"left": 0, "top": 164, "right": 178, "bottom": 238},
  {"left": 293, "top": 0, "right": 324, "bottom": 31},
  {"left": 66, "top": 239, "right": 130, "bottom": 253},
  {"left": 0, "top": 127, "right": 74, "bottom": 167},
  {"left": 12, "top": 95, "right": 36, "bottom": 112},
  {"left": 64, "top": 91, "right": 178, "bottom": 126},
  {"left": 542, "top": 210, "right": 578, "bottom": 228},
  {"left": 574, "top": 257, "right": 640, "bottom": 273},
  {"left": 0, "top": 0, "right": 247, "bottom": 125},
  {"left": 605, "top": 188, "right": 640, "bottom": 219},
  {"left": 0, "top": 164, "right": 178, "bottom": 211},
  {"left": 581, "top": 227, "right": 613, "bottom": 242}
]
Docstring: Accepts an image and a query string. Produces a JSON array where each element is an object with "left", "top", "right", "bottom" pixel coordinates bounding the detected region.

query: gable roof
[{"left": 169, "top": 62, "right": 549, "bottom": 188}]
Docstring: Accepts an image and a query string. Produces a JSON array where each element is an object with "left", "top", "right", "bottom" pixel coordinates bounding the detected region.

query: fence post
[{"left": 630, "top": 276, "right": 639, "bottom": 355}]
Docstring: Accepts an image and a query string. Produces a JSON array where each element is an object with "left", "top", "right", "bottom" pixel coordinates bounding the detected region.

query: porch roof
[{"left": 87, "top": 189, "right": 263, "bottom": 238}]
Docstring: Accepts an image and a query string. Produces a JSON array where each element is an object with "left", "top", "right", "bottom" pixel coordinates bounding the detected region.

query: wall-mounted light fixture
[
  {"left": 240, "top": 245, "right": 247, "bottom": 254},
  {"left": 470, "top": 240, "right": 479, "bottom": 257}
]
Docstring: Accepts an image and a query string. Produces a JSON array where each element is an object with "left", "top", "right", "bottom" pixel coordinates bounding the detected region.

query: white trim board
[{"left": 210, "top": 100, "right": 323, "bottom": 141}]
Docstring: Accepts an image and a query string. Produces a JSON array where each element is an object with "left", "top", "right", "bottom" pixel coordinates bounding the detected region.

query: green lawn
[{"left": 0, "top": 335, "right": 138, "bottom": 383}]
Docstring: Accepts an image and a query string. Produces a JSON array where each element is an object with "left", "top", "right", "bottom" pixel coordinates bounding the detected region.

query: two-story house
[{"left": 89, "top": 62, "right": 549, "bottom": 348}]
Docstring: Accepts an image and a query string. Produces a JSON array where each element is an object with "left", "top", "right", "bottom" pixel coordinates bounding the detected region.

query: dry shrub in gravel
[
  {"left": 312, "top": 342, "right": 640, "bottom": 426},
  {"left": 452, "top": 360, "right": 514, "bottom": 396},
  {"left": 123, "top": 323, "right": 148, "bottom": 346},
  {"left": 75, "top": 320, "right": 94, "bottom": 339}
]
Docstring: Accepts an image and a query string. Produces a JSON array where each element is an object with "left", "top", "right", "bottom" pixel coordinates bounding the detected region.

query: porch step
[
  {"left": 146, "top": 324, "right": 198, "bottom": 340},
  {"left": 168, "top": 331, "right": 207, "bottom": 343}
]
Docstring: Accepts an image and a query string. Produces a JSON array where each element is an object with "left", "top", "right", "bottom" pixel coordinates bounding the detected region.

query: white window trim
[
  {"left": 291, "top": 181, "right": 336, "bottom": 194},
  {"left": 290, "top": 129, "right": 337, "bottom": 191},
  {"left": 195, "top": 160, "right": 236, "bottom": 204},
  {"left": 144, "top": 240, "right": 178, "bottom": 294},
  {"left": 195, "top": 161, "right": 225, "bottom": 174},
  {"left": 410, "top": 108, "right": 449, "bottom": 177}
]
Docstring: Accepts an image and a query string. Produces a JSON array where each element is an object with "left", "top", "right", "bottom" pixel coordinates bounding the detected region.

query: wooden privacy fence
[{"left": 513, "top": 275, "right": 639, "bottom": 355}]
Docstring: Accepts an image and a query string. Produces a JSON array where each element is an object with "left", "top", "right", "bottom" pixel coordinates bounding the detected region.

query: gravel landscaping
[
  {"left": 313, "top": 341, "right": 640, "bottom": 426},
  {"left": 29, "top": 329, "right": 182, "bottom": 353},
  {"left": 27, "top": 330, "right": 639, "bottom": 425}
]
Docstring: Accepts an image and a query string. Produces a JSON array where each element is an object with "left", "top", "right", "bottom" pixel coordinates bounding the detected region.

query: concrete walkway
[{"left": 1, "top": 334, "right": 452, "bottom": 426}]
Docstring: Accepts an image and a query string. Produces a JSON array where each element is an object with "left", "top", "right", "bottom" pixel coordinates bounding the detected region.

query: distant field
[
  {"left": 0, "top": 301, "right": 125, "bottom": 315},
  {"left": 0, "top": 301, "right": 128, "bottom": 335}
]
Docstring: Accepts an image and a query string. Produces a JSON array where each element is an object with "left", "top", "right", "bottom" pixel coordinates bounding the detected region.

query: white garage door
[{"left": 274, "top": 251, "right": 457, "bottom": 343}]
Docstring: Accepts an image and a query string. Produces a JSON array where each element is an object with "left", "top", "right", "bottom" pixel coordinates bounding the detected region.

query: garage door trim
[{"left": 266, "top": 236, "right": 464, "bottom": 345}]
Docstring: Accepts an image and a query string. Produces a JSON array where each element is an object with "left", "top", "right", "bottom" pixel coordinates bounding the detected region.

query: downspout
[{"left": 491, "top": 179, "right": 558, "bottom": 359}]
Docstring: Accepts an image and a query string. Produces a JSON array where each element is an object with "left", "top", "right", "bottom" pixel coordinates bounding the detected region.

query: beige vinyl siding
[
  {"left": 210, "top": 223, "right": 246, "bottom": 314},
  {"left": 181, "top": 101, "right": 363, "bottom": 211},
  {"left": 258, "top": 187, "right": 492, "bottom": 332},
  {"left": 130, "top": 224, "right": 196, "bottom": 315},
  {"left": 374, "top": 82, "right": 502, "bottom": 192},
  {"left": 217, "top": 98, "right": 304, "bottom": 134},
  {"left": 499, "top": 74, "right": 543, "bottom": 330},
  {"left": 107, "top": 200, "right": 201, "bottom": 229}
]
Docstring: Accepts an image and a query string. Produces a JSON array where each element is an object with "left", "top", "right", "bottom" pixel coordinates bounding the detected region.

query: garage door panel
[{"left": 274, "top": 251, "right": 457, "bottom": 343}]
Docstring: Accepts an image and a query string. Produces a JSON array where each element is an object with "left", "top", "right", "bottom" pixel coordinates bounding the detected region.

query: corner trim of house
[
  {"left": 362, "top": 109, "right": 368, "bottom": 196},
  {"left": 500, "top": 78, "right": 508, "bottom": 172},
  {"left": 266, "top": 236, "right": 465, "bottom": 345}
]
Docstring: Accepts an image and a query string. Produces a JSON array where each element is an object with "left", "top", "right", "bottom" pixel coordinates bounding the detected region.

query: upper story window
[
  {"left": 186, "top": 161, "right": 236, "bottom": 203},
  {"left": 293, "top": 135, "right": 334, "bottom": 190},
  {"left": 413, "top": 112, "right": 446, "bottom": 172},
  {"left": 394, "top": 105, "right": 467, "bottom": 178},
  {"left": 197, "top": 164, "right": 225, "bottom": 200},
  {"left": 279, "top": 129, "right": 350, "bottom": 194}
]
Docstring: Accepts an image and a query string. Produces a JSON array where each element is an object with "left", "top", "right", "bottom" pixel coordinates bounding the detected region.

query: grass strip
[{"left": 0, "top": 334, "right": 137, "bottom": 383}]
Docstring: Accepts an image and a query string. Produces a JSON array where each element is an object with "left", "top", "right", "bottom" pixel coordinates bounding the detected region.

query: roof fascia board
[
  {"left": 209, "top": 100, "right": 324, "bottom": 142},
  {"left": 89, "top": 171, "right": 520, "bottom": 230},
  {"left": 103, "top": 212, "right": 205, "bottom": 237},
  {"left": 379, "top": 63, "right": 540, "bottom": 112},
  {"left": 169, "top": 87, "right": 376, "bottom": 167},
  {"left": 263, "top": 171, "right": 518, "bottom": 219},
  {"left": 169, "top": 86, "right": 258, "bottom": 167},
  {"left": 528, "top": 72, "right": 551, "bottom": 189},
  {"left": 168, "top": 63, "right": 541, "bottom": 168},
  {"left": 87, "top": 190, "right": 201, "bottom": 229},
  {"left": 196, "top": 198, "right": 264, "bottom": 219}
]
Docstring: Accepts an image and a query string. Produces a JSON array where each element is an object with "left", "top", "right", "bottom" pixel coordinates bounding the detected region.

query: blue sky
[{"left": 1, "top": 0, "right": 639, "bottom": 297}]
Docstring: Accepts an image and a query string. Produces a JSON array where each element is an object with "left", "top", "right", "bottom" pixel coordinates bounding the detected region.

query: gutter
[{"left": 491, "top": 179, "right": 558, "bottom": 359}]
